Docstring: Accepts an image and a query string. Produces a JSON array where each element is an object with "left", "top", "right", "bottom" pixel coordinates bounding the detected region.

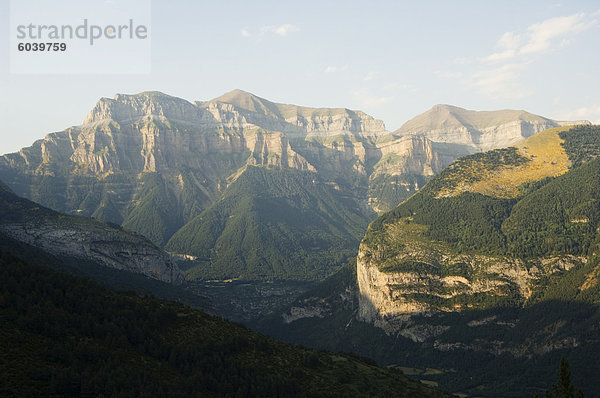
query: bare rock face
[
  {"left": 365, "top": 135, "right": 458, "bottom": 213},
  {"left": 205, "top": 89, "right": 387, "bottom": 139},
  {"left": 2, "top": 90, "right": 388, "bottom": 177},
  {"left": 374, "top": 135, "right": 446, "bottom": 177},
  {"left": 0, "top": 90, "right": 398, "bottom": 231},
  {"left": 356, "top": 237, "right": 584, "bottom": 333},
  {"left": 1, "top": 222, "right": 183, "bottom": 284},
  {"left": 394, "top": 104, "right": 590, "bottom": 152},
  {"left": 0, "top": 95, "right": 587, "bottom": 188},
  {"left": 2, "top": 92, "right": 582, "bottom": 215},
  {"left": 242, "top": 129, "right": 314, "bottom": 171},
  {"left": 83, "top": 91, "right": 206, "bottom": 125},
  {"left": 0, "top": 181, "right": 184, "bottom": 284}
]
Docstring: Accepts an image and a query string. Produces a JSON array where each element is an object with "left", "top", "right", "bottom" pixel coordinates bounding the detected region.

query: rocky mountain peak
[
  {"left": 393, "top": 104, "right": 588, "bottom": 152},
  {"left": 205, "top": 89, "right": 282, "bottom": 117},
  {"left": 202, "top": 89, "right": 387, "bottom": 137},
  {"left": 83, "top": 91, "right": 203, "bottom": 126}
]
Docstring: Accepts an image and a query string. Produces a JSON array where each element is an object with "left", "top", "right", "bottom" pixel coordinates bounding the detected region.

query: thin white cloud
[
  {"left": 241, "top": 24, "right": 299, "bottom": 38},
  {"left": 520, "top": 13, "right": 595, "bottom": 55},
  {"left": 558, "top": 104, "right": 600, "bottom": 124},
  {"left": 484, "top": 32, "right": 521, "bottom": 62},
  {"left": 324, "top": 65, "right": 348, "bottom": 73},
  {"left": 259, "top": 24, "right": 299, "bottom": 37},
  {"left": 473, "top": 62, "right": 533, "bottom": 100},
  {"left": 364, "top": 71, "right": 376, "bottom": 81},
  {"left": 484, "top": 12, "right": 596, "bottom": 62},
  {"left": 474, "top": 12, "right": 596, "bottom": 101}
]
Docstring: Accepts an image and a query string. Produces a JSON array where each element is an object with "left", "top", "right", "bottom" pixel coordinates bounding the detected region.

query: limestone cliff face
[
  {"left": 365, "top": 135, "right": 454, "bottom": 213},
  {"left": 1, "top": 94, "right": 587, "bottom": 185},
  {"left": 0, "top": 90, "right": 393, "bottom": 252},
  {"left": 394, "top": 104, "right": 590, "bottom": 152},
  {"left": 0, "top": 221, "right": 183, "bottom": 284},
  {"left": 243, "top": 129, "right": 314, "bottom": 171},
  {"left": 374, "top": 135, "right": 446, "bottom": 176},
  {"left": 399, "top": 120, "right": 553, "bottom": 152},
  {"left": 3, "top": 90, "right": 386, "bottom": 177},
  {"left": 2, "top": 92, "right": 579, "bottom": 201},
  {"left": 83, "top": 92, "right": 207, "bottom": 126},
  {"left": 0, "top": 181, "right": 184, "bottom": 284},
  {"left": 280, "top": 108, "right": 386, "bottom": 139},
  {"left": 33, "top": 119, "right": 251, "bottom": 175},
  {"left": 205, "top": 89, "right": 387, "bottom": 139},
  {"left": 356, "top": 239, "right": 583, "bottom": 333}
]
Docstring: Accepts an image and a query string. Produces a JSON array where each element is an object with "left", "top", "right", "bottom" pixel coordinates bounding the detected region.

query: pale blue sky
[{"left": 1, "top": 0, "right": 599, "bottom": 154}]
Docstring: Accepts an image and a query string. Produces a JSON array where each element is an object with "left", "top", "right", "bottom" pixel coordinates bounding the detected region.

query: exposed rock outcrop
[
  {"left": 0, "top": 181, "right": 184, "bottom": 284},
  {"left": 0, "top": 222, "right": 183, "bottom": 284},
  {"left": 356, "top": 239, "right": 583, "bottom": 333},
  {"left": 394, "top": 104, "right": 590, "bottom": 152}
]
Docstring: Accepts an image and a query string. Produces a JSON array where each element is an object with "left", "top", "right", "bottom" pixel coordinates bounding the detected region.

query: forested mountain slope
[{"left": 0, "top": 251, "right": 449, "bottom": 398}]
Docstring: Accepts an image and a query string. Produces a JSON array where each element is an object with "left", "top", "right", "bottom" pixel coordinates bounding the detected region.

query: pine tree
[{"left": 533, "top": 357, "right": 584, "bottom": 398}]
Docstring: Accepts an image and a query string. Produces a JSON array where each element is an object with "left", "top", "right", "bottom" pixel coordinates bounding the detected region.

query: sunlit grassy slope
[{"left": 435, "top": 127, "right": 573, "bottom": 198}]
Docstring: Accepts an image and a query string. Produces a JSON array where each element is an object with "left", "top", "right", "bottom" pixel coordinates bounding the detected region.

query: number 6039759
[{"left": 17, "top": 42, "right": 67, "bottom": 51}]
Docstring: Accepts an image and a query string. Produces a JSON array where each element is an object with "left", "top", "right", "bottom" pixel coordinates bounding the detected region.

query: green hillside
[
  {"left": 121, "top": 173, "right": 184, "bottom": 246},
  {"left": 167, "top": 166, "right": 372, "bottom": 281},
  {"left": 366, "top": 125, "right": 600, "bottom": 259},
  {"left": 0, "top": 251, "right": 448, "bottom": 398}
]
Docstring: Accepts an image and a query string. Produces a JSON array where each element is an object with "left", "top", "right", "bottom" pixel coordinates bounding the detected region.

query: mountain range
[{"left": 0, "top": 90, "right": 586, "bottom": 282}]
